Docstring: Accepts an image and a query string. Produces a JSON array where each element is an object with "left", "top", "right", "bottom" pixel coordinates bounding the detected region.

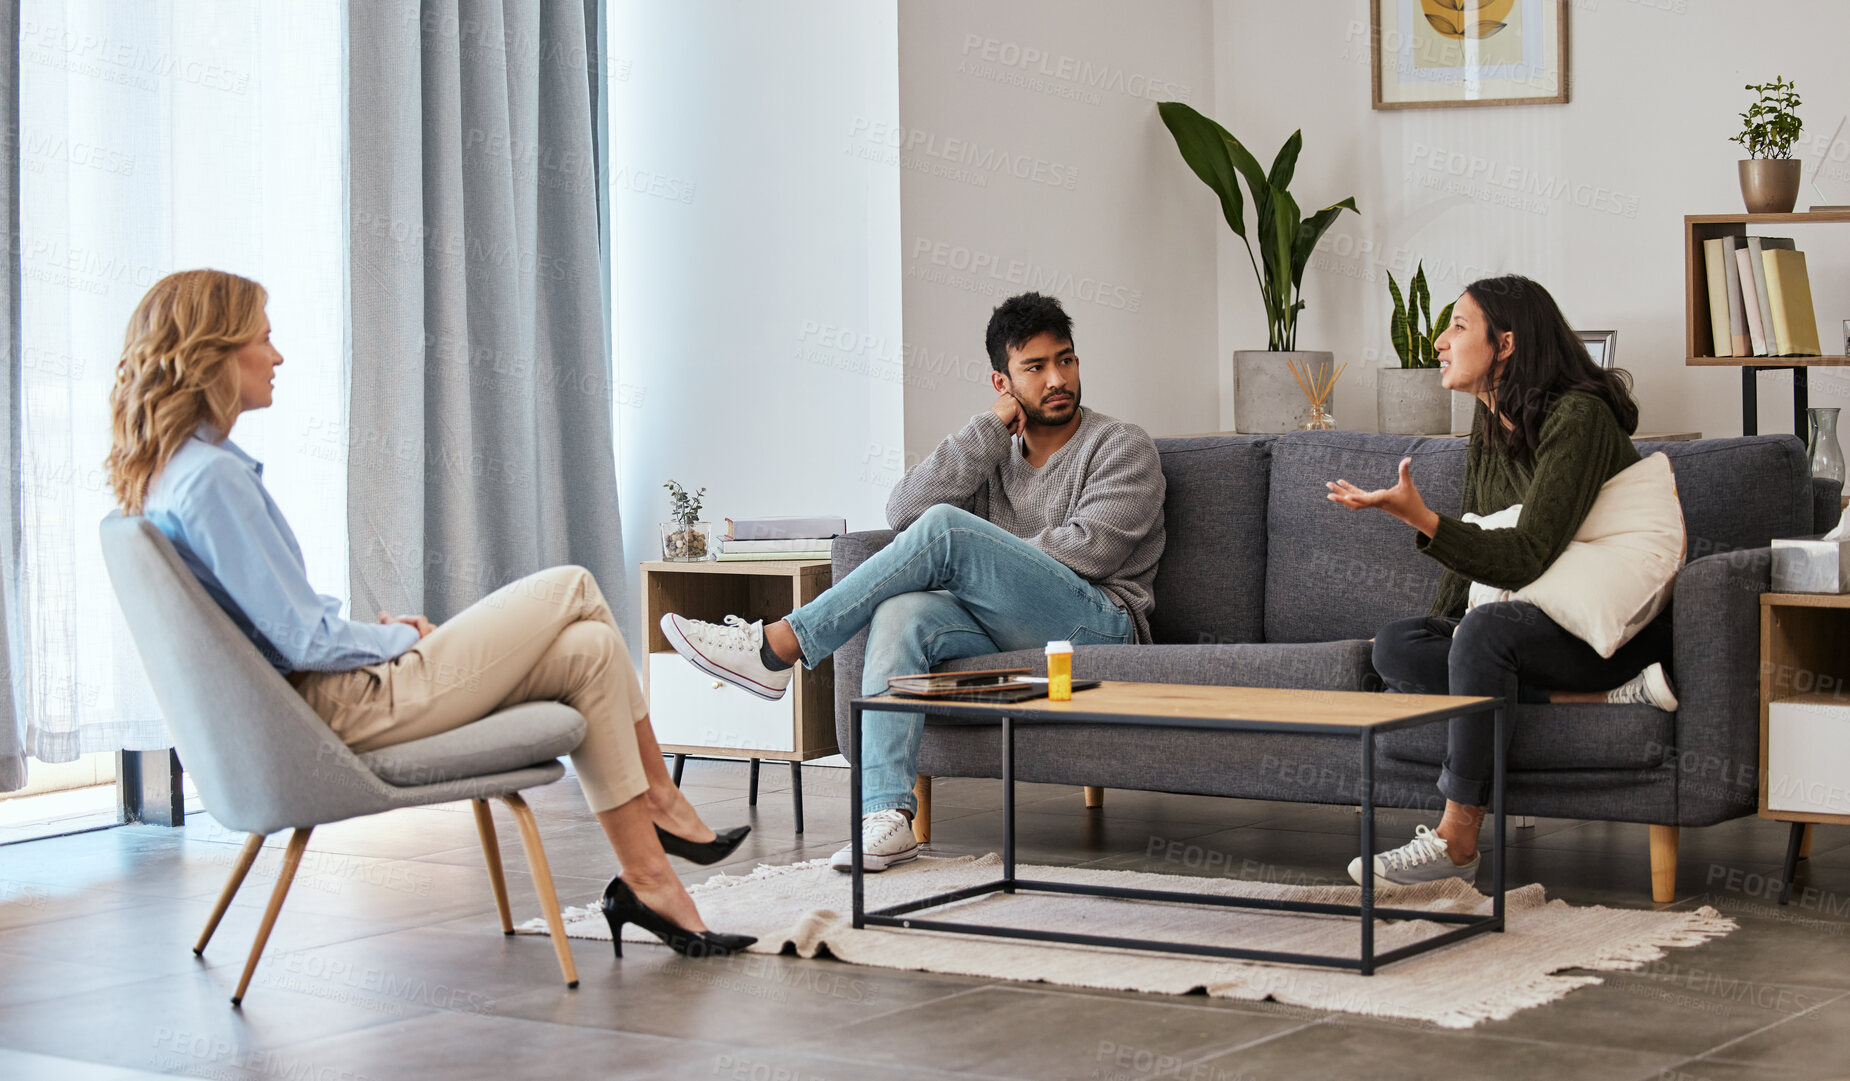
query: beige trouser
[{"left": 292, "top": 565, "right": 649, "bottom": 813}]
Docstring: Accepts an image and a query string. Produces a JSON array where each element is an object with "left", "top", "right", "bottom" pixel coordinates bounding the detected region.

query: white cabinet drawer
[
  {"left": 1768, "top": 696, "right": 1850, "bottom": 816},
  {"left": 648, "top": 652, "right": 794, "bottom": 754}
]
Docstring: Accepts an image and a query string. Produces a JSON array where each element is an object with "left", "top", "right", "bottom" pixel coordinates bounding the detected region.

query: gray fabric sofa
[{"left": 830, "top": 431, "right": 1843, "bottom": 900}]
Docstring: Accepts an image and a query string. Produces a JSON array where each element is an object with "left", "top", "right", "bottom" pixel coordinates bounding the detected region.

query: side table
[
  {"left": 1759, "top": 592, "right": 1850, "bottom": 903},
  {"left": 641, "top": 559, "right": 838, "bottom": 833}
]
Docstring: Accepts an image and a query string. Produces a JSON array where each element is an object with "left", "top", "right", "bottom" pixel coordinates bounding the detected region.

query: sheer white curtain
[{"left": 14, "top": 1, "right": 345, "bottom": 767}]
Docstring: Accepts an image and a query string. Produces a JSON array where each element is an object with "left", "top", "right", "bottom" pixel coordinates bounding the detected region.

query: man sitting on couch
[{"left": 661, "top": 291, "right": 1166, "bottom": 872}]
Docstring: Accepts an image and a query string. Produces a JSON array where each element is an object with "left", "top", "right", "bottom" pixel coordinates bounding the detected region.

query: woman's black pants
[{"left": 1371, "top": 601, "right": 1674, "bottom": 807}]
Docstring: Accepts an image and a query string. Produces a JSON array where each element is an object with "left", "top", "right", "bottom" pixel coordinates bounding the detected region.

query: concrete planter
[
  {"left": 1234, "top": 350, "right": 1335, "bottom": 433},
  {"left": 1376, "top": 366, "right": 1451, "bottom": 435}
]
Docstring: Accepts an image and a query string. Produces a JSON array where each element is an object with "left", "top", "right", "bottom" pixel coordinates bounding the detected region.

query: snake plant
[{"left": 1387, "top": 262, "right": 1453, "bottom": 370}]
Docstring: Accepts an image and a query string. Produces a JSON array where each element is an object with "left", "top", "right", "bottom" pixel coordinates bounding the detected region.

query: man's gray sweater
[{"left": 885, "top": 407, "right": 1167, "bottom": 643}]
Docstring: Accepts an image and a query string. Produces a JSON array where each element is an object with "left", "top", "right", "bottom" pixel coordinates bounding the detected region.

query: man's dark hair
[{"left": 985, "top": 292, "right": 1074, "bottom": 374}]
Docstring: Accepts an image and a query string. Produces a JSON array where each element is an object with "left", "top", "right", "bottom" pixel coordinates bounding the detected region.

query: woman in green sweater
[{"left": 1327, "top": 275, "right": 1677, "bottom": 885}]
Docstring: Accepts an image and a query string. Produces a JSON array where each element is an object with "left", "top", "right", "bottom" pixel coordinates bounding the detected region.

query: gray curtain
[
  {"left": 0, "top": 0, "right": 24, "bottom": 792},
  {"left": 347, "top": 0, "right": 623, "bottom": 622}
]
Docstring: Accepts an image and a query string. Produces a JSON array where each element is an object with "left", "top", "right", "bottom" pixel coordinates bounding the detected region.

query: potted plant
[
  {"left": 1378, "top": 262, "right": 1454, "bottom": 435},
  {"left": 661, "top": 480, "right": 712, "bottom": 561},
  {"left": 1733, "top": 77, "right": 1803, "bottom": 214},
  {"left": 1159, "top": 101, "right": 1358, "bottom": 433}
]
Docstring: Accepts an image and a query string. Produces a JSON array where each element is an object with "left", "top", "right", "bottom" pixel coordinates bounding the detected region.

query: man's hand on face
[{"left": 989, "top": 391, "right": 1026, "bottom": 438}]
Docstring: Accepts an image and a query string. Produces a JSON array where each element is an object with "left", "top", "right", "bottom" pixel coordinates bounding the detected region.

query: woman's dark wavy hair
[{"left": 1465, "top": 274, "right": 1638, "bottom": 463}]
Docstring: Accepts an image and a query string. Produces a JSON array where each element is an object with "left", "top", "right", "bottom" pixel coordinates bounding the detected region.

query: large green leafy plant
[
  {"left": 1158, "top": 101, "right": 1358, "bottom": 352},
  {"left": 1388, "top": 262, "right": 1453, "bottom": 370}
]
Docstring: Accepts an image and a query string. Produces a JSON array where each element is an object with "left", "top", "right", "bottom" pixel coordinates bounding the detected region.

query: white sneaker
[
  {"left": 660, "top": 613, "right": 793, "bottom": 700},
  {"left": 1347, "top": 824, "right": 1480, "bottom": 886},
  {"left": 1607, "top": 662, "right": 1679, "bottom": 711},
  {"left": 830, "top": 809, "right": 920, "bottom": 873}
]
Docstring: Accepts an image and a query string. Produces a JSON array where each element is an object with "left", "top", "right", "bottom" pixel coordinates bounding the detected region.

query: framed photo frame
[
  {"left": 1372, "top": 0, "right": 1569, "bottom": 110},
  {"left": 1577, "top": 329, "right": 1617, "bottom": 370}
]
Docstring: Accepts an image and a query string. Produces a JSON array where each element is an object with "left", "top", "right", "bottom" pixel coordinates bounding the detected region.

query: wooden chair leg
[
  {"left": 1083, "top": 786, "right": 1104, "bottom": 809},
  {"left": 500, "top": 792, "right": 579, "bottom": 989},
  {"left": 196, "top": 833, "right": 266, "bottom": 956},
  {"left": 1649, "top": 824, "right": 1680, "bottom": 904},
  {"left": 471, "top": 799, "right": 514, "bottom": 935},
  {"left": 1799, "top": 823, "right": 1815, "bottom": 860},
  {"left": 912, "top": 775, "right": 932, "bottom": 844},
  {"left": 232, "top": 827, "right": 312, "bottom": 1006}
]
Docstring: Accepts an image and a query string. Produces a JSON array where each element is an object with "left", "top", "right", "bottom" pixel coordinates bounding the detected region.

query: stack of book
[
  {"left": 716, "top": 516, "right": 846, "bottom": 562},
  {"left": 1704, "top": 235, "right": 1824, "bottom": 357}
]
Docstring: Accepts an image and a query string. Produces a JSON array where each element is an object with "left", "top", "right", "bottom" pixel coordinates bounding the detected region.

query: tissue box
[{"left": 1772, "top": 535, "right": 1850, "bottom": 593}]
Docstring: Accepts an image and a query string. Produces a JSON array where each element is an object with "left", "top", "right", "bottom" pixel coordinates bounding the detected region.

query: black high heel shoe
[
  {"left": 601, "top": 876, "right": 757, "bottom": 959},
  {"left": 654, "top": 823, "right": 750, "bottom": 865}
]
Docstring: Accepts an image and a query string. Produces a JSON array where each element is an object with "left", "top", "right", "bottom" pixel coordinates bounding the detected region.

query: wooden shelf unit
[
  {"left": 1683, "top": 212, "right": 1850, "bottom": 436},
  {"left": 1758, "top": 591, "right": 1850, "bottom": 902},
  {"left": 639, "top": 558, "right": 838, "bottom": 834},
  {"left": 640, "top": 558, "right": 837, "bottom": 763}
]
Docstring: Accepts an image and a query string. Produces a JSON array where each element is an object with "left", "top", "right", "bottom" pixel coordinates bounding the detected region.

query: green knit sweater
[{"left": 1422, "top": 392, "right": 1639, "bottom": 619}]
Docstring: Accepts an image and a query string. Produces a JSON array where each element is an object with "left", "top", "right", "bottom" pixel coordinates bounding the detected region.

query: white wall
[
  {"left": 895, "top": 0, "right": 1221, "bottom": 464},
  {"left": 1214, "top": 0, "right": 1850, "bottom": 439},
  {"left": 610, "top": 1, "right": 903, "bottom": 645}
]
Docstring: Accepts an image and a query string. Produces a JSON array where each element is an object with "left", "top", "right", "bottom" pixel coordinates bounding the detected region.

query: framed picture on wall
[
  {"left": 1371, "top": 0, "right": 1569, "bottom": 110},
  {"left": 1577, "top": 329, "right": 1617, "bottom": 369}
]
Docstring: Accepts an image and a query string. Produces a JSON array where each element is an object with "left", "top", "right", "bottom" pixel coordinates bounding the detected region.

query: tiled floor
[{"left": 1, "top": 760, "right": 1846, "bottom": 1080}]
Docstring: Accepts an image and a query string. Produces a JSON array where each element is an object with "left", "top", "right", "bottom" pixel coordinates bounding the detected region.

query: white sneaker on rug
[
  {"left": 1347, "top": 825, "right": 1480, "bottom": 886},
  {"left": 660, "top": 613, "right": 793, "bottom": 700},
  {"left": 1607, "top": 662, "right": 1679, "bottom": 711},
  {"left": 830, "top": 809, "right": 920, "bottom": 873}
]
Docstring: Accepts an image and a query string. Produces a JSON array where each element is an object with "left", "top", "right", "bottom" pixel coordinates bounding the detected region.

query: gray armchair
[{"left": 100, "top": 514, "right": 589, "bottom": 1005}]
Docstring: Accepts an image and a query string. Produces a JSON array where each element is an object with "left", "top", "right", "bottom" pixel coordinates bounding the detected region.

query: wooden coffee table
[{"left": 848, "top": 681, "right": 1507, "bottom": 974}]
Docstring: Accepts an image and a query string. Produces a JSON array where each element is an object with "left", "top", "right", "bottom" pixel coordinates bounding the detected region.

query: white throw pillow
[{"left": 1462, "top": 452, "right": 1686, "bottom": 658}]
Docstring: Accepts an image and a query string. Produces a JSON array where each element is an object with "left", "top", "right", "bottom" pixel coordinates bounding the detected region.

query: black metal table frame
[{"left": 849, "top": 691, "right": 1507, "bottom": 975}]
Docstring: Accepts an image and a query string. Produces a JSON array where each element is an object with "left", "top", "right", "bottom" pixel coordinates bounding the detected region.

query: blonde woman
[{"left": 107, "top": 269, "right": 753, "bottom": 958}]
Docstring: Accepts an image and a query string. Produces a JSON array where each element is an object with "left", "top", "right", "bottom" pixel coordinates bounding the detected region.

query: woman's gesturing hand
[{"left": 1325, "top": 456, "right": 1441, "bottom": 538}]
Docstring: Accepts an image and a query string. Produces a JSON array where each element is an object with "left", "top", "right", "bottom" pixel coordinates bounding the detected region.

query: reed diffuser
[{"left": 1287, "top": 357, "right": 1344, "bottom": 430}]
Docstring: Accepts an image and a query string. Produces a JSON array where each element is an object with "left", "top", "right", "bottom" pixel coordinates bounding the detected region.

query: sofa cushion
[
  {"left": 1377, "top": 702, "right": 1674, "bottom": 771},
  {"left": 937, "top": 640, "right": 1377, "bottom": 691},
  {"left": 1149, "top": 436, "right": 1274, "bottom": 646},
  {"left": 1264, "top": 431, "right": 1465, "bottom": 642},
  {"left": 1638, "top": 436, "right": 1810, "bottom": 558}
]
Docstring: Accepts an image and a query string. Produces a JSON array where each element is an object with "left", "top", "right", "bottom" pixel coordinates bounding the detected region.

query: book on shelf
[
  {"left": 724, "top": 516, "right": 847, "bottom": 541},
  {"left": 1720, "top": 236, "right": 1751, "bottom": 356},
  {"left": 719, "top": 538, "right": 838, "bottom": 553},
  {"left": 1763, "top": 248, "right": 1823, "bottom": 356},
  {"left": 1746, "top": 237, "right": 1795, "bottom": 355},
  {"left": 714, "top": 550, "right": 832, "bottom": 562},
  {"left": 1736, "top": 247, "right": 1768, "bottom": 355},
  {"left": 1703, "top": 237, "right": 1735, "bottom": 357}
]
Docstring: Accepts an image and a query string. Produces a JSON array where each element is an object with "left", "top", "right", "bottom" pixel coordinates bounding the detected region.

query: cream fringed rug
[{"left": 519, "top": 854, "right": 1734, "bottom": 1029}]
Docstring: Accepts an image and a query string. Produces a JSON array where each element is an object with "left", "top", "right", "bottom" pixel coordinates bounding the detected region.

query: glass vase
[
  {"left": 1808, "top": 408, "right": 1845, "bottom": 486},
  {"left": 1298, "top": 402, "right": 1336, "bottom": 431},
  {"left": 660, "top": 521, "right": 714, "bottom": 561}
]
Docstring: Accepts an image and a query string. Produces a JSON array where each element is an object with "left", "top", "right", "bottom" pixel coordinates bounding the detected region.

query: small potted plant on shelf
[
  {"left": 1158, "top": 101, "right": 1358, "bottom": 433},
  {"left": 1378, "top": 262, "right": 1454, "bottom": 435},
  {"left": 661, "top": 480, "right": 712, "bottom": 561},
  {"left": 1733, "top": 76, "right": 1803, "bottom": 214}
]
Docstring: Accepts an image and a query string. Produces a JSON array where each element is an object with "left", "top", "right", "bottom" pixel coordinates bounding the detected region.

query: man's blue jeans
[{"left": 784, "top": 505, "right": 1133, "bottom": 816}]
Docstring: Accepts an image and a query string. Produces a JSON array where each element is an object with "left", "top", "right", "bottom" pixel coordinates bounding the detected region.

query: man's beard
[{"left": 1014, "top": 385, "right": 1081, "bottom": 427}]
